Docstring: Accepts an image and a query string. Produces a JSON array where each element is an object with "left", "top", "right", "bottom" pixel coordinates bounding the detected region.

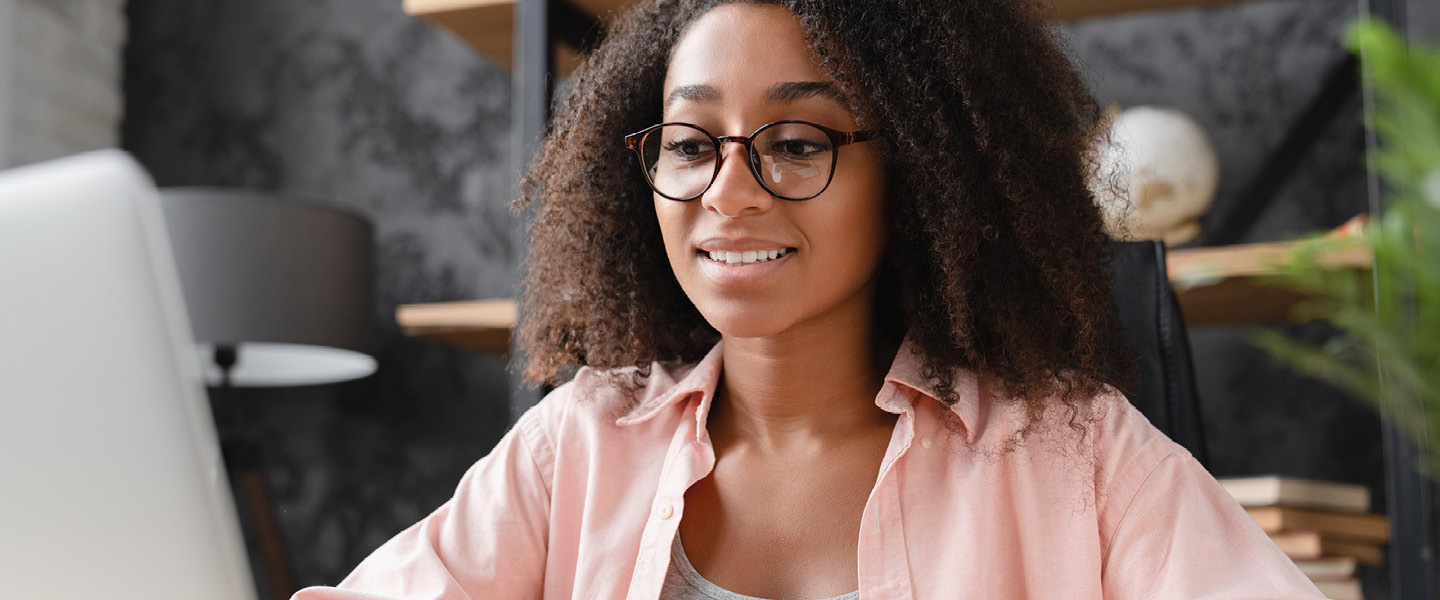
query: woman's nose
[{"left": 700, "top": 145, "right": 774, "bottom": 217}]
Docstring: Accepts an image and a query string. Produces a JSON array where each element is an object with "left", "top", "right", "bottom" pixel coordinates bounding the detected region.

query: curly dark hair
[{"left": 517, "top": 0, "right": 1133, "bottom": 427}]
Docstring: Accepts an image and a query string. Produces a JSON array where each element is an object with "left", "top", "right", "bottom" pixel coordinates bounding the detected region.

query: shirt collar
[
  {"left": 614, "top": 337, "right": 984, "bottom": 442},
  {"left": 882, "top": 337, "right": 986, "bottom": 443},
  {"left": 613, "top": 343, "right": 725, "bottom": 427}
]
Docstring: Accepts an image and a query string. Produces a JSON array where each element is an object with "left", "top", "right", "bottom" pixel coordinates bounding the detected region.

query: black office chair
[{"left": 1108, "top": 240, "right": 1210, "bottom": 466}]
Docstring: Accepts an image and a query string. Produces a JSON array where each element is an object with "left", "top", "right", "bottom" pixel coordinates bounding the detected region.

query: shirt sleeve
[
  {"left": 291, "top": 391, "right": 561, "bottom": 600},
  {"left": 1099, "top": 449, "right": 1328, "bottom": 600}
]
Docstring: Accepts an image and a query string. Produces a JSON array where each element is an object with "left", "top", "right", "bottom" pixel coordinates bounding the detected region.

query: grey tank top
[{"left": 658, "top": 532, "right": 862, "bottom": 600}]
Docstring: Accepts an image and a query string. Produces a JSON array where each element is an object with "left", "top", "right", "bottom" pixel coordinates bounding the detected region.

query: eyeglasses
[{"left": 623, "top": 120, "right": 881, "bottom": 201}]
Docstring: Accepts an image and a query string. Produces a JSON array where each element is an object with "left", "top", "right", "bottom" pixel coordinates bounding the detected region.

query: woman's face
[{"left": 655, "top": 3, "right": 888, "bottom": 340}]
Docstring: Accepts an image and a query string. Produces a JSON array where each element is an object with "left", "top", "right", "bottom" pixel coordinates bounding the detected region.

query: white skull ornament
[{"left": 1089, "top": 106, "right": 1219, "bottom": 245}]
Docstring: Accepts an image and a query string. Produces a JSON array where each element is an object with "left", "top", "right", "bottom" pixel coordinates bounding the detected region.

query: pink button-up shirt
[{"left": 293, "top": 341, "right": 1325, "bottom": 599}]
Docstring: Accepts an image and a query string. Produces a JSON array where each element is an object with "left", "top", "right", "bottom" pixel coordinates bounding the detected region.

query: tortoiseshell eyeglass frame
[{"left": 623, "top": 120, "right": 882, "bottom": 201}]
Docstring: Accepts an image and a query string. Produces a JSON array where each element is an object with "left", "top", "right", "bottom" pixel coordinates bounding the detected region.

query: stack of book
[{"left": 1220, "top": 476, "right": 1389, "bottom": 600}]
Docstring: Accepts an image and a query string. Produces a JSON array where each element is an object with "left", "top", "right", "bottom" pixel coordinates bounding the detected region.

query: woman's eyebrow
[
  {"left": 663, "top": 81, "right": 848, "bottom": 110},
  {"left": 664, "top": 84, "right": 721, "bottom": 110},
  {"left": 765, "top": 81, "right": 846, "bottom": 106}
]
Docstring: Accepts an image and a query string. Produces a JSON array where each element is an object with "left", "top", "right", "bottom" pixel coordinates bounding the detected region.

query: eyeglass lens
[{"left": 640, "top": 123, "right": 835, "bottom": 200}]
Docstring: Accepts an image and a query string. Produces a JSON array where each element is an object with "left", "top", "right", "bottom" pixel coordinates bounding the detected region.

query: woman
[{"left": 297, "top": 1, "right": 1323, "bottom": 598}]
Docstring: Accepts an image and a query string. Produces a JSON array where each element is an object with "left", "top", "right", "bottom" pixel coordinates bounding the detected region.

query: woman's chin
[{"left": 695, "top": 305, "right": 793, "bottom": 340}]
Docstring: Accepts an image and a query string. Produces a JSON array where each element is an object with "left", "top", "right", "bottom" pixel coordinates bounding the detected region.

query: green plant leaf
[{"left": 1259, "top": 18, "right": 1440, "bottom": 477}]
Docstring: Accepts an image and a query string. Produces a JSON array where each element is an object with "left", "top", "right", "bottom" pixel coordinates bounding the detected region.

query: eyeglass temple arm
[{"left": 838, "top": 130, "right": 882, "bottom": 145}]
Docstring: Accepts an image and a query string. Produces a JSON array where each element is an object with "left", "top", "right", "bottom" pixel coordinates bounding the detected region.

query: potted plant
[{"left": 1255, "top": 18, "right": 1440, "bottom": 478}]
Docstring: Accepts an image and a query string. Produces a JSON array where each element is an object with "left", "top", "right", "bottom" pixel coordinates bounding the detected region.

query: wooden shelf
[
  {"left": 405, "top": 0, "right": 1257, "bottom": 74},
  {"left": 404, "top": 0, "right": 617, "bottom": 72},
  {"left": 1167, "top": 240, "right": 1372, "bottom": 327},
  {"left": 406, "top": 0, "right": 518, "bottom": 69},
  {"left": 397, "top": 298, "right": 517, "bottom": 355},
  {"left": 396, "top": 242, "right": 1372, "bottom": 355}
]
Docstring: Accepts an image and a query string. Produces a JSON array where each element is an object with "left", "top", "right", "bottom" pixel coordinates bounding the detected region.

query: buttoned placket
[
  {"left": 858, "top": 381, "right": 919, "bottom": 600},
  {"left": 625, "top": 391, "right": 717, "bottom": 600}
]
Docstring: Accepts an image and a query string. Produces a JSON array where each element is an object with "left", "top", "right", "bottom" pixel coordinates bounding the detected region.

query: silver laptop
[{"left": 0, "top": 151, "right": 257, "bottom": 600}]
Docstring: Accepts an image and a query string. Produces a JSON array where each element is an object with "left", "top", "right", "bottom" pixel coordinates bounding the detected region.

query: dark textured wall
[{"left": 123, "top": 0, "right": 1398, "bottom": 595}]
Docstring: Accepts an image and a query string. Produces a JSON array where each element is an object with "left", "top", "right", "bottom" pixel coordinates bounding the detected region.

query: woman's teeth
[{"left": 706, "top": 249, "right": 791, "bottom": 266}]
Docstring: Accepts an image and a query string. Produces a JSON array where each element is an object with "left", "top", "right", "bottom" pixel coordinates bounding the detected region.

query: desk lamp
[{"left": 158, "top": 189, "right": 376, "bottom": 599}]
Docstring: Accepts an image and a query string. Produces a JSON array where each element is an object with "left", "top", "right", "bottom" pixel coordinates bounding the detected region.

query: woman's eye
[
  {"left": 771, "top": 139, "right": 829, "bottom": 160},
  {"left": 662, "top": 139, "right": 715, "bottom": 161}
]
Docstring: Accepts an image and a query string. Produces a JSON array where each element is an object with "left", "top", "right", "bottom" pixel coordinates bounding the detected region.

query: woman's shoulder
[
  {"left": 1086, "top": 386, "right": 1183, "bottom": 458},
  {"left": 956, "top": 376, "right": 1173, "bottom": 454},
  {"left": 1012, "top": 384, "right": 1183, "bottom": 474},
  {"left": 1074, "top": 387, "right": 1205, "bottom": 520},
  {"left": 505, "top": 358, "right": 711, "bottom": 497},
  {"left": 960, "top": 381, "right": 1185, "bottom": 494}
]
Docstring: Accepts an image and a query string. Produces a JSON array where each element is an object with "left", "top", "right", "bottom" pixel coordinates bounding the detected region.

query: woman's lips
[{"left": 696, "top": 248, "right": 794, "bottom": 285}]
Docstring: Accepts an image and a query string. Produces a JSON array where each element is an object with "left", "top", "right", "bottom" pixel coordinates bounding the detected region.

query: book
[
  {"left": 1312, "top": 579, "right": 1363, "bottom": 600},
  {"left": 1219, "top": 475, "right": 1370, "bottom": 513},
  {"left": 1268, "top": 530, "right": 1385, "bottom": 565},
  {"left": 1293, "top": 556, "right": 1358, "bottom": 581},
  {"left": 1318, "top": 539, "right": 1386, "bottom": 567},
  {"left": 1270, "top": 530, "right": 1324, "bottom": 559},
  {"left": 1247, "top": 506, "right": 1389, "bottom": 543}
]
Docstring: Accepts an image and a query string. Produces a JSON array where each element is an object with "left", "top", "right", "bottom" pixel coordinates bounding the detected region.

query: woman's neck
[{"left": 713, "top": 318, "right": 898, "bottom": 453}]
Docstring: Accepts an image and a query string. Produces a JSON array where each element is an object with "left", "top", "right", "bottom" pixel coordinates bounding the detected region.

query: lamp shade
[{"left": 158, "top": 189, "right": 376, "bottom": 387}]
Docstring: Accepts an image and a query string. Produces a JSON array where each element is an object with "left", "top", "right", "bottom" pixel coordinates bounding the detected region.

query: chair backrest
[{"left": 1108, "top": 240, "right": 1209, "bottom": 465}]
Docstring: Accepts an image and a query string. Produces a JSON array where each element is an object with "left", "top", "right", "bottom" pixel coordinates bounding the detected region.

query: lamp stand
[{"left": 213, "top": 345, "right": 296, "bottom": 600}]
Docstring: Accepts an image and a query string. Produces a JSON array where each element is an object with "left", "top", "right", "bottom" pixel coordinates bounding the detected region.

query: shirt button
[
  {"left": 655, "top": 503, "right": 674, "bottom": 520},
  {"left": 920, "top": 437, "right": 934, "bottom": 449}
]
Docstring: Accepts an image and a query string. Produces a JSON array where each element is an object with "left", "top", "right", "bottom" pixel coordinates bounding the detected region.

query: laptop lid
[{"left": 0, "top": 151, "right": 257, "bottom": 600}]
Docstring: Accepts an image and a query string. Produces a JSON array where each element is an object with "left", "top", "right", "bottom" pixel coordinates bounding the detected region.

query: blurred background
[{"left": 0, "top": 0, "right": 1435, "bottom": 598}]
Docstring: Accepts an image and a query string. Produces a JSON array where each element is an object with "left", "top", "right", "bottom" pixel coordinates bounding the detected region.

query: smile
[{"left": 702, "top": 248, "right": 794, "bottom": 266}]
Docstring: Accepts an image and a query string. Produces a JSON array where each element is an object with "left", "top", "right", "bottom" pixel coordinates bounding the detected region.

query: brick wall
[{"left": 0, "top": 0, "right": 126, "bottom": 168}]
